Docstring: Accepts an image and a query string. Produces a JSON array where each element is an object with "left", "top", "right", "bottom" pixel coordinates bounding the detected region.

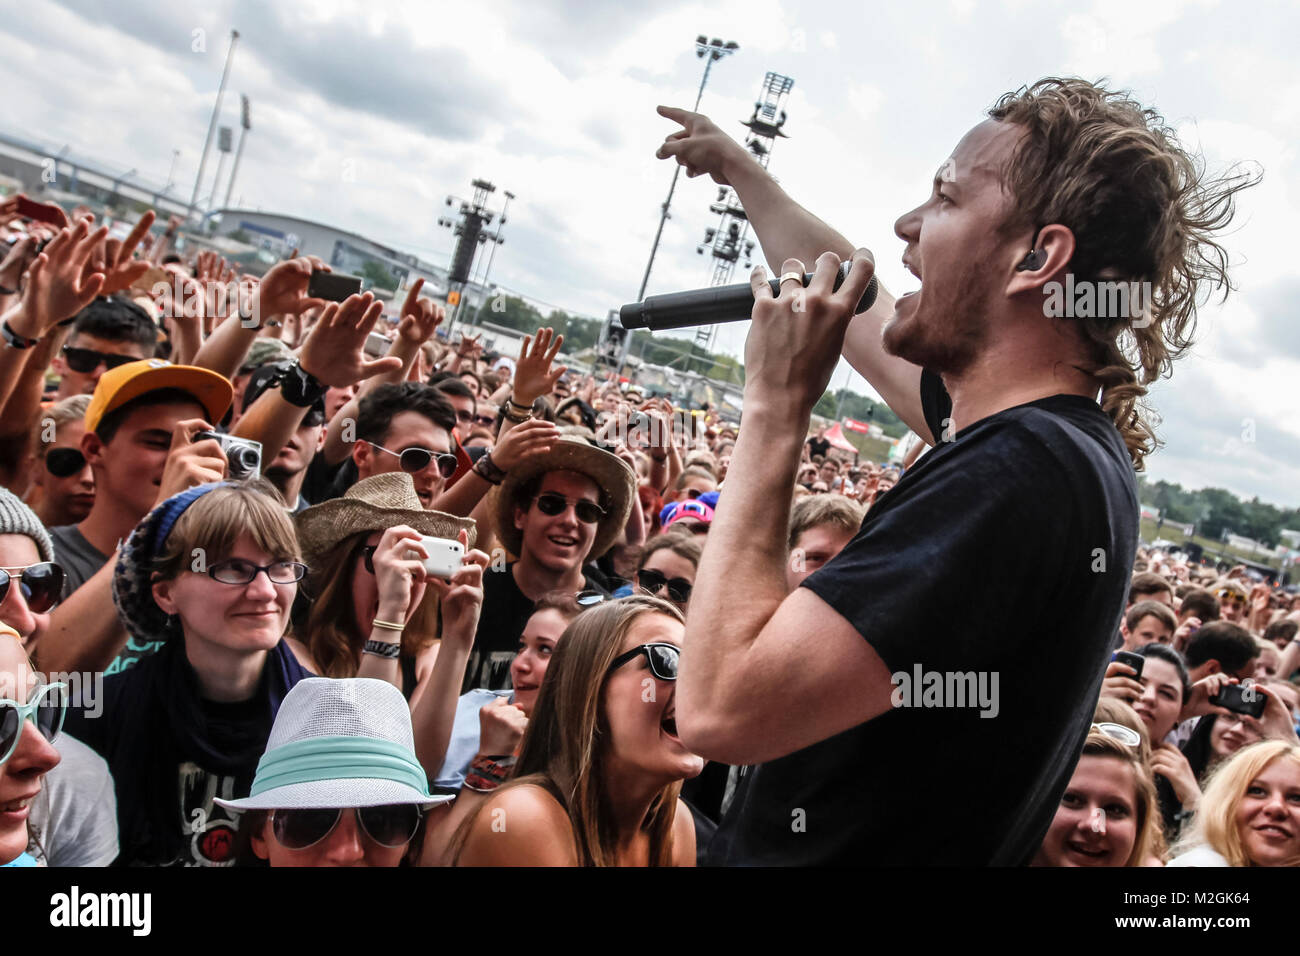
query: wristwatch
[
  {"left": 279, "top": 359, "right": 328, "bottom": 408},
  {"left": 1, "top": 317, "right": 38, "bottom": 349}
]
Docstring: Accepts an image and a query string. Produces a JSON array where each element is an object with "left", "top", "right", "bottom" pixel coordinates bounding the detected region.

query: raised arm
[
  {"left": 678, "top": 252, "right": 896, "bottom": 765},
  {"left": 233, "top": 292, "right": 401, "bottom": 462},
  {"left": 655, "top": 106, "right": 930, "bottom": 442}
]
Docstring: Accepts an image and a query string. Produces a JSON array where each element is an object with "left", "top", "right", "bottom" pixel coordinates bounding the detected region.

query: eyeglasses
[
  {"left": 533, "top": 493, "right": 605, "bottom": 525},
  {"left": 454, "top": 409, "right": 474, "bottom": 424},
  {"left": 473, "top": 414, "right": 496, "bottom": 427},
  {"left": 637, "top": 569, "right": 692, "bottom": 605},
  {"left": 0, "top": 563, "right": 65, "bottom": 613},
  {"left": 684, "top": 488, "right": 705, "bottom": 500},
  {"left": 270, "top": 804, "right": 423, "bottom": 851},
  {"left": 60, "top": 345, "right": 137, "bottom": 374},
  {"left": 357, "top": 545, "right": 378, "bottom": 575},
  {"left": 204, "top": 559, "right": 308, "bottom": 586},
  {"left": 1216, "top": 590, "right": 1246, "bottom": 607},
  {"left": 366, "top": 441, "right": 458, "bottom": 479},
  {"left": 44, "top": 447, "right": 87, "bottom": 478},
  {"left": 1090, "top": 722, "right": 1142, "bottom": 748},
  {"left": 0, "top": 681, "right": 66, "bottom": 766},
  {"left": 607, "top": 642, "right": 680, "bottom": 681}
]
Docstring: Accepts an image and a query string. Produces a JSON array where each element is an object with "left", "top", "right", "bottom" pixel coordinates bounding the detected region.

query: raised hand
[
  {"left": 745, "top": 250, "right": 875, "bottom": 414},
  {"left": 0, "top": 235, "right": 39, "bottom": 292},
  {"left": 489, "top": 418, "right": 559, "bottom": 471},
  {"left": 478, "top": 695, "right": 528, "bottom": 757},
  {"left": 97, "top": 210, "right": 155, "bottom": 294},
  {"left": 1098, "top": 660, "right": 1144, "bottom": 705},
  {"left": 512, "top": 327, "right": 566, "bottom": 406},
  {"left": 397, "top": 277, "right": 444, "bottom": 344},
  {"left": 252, "top": 255, "right": 329, "bottom": 325},
  {"left": 298, "top": 292, "right": 404, "bottom": 387},
  {"left": 371, "top": 526, "right": 432, "bottom": 624},
  {"left": 655, "top": 106, "right": 748, "bottom": 184},
  {"left": 10, "top": 217, "right": 107, "bottom": 338}
]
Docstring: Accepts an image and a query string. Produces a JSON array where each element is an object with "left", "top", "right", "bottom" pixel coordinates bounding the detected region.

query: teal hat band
[{"left": 249, "top": 735, "right": 431, "bottom": 798}]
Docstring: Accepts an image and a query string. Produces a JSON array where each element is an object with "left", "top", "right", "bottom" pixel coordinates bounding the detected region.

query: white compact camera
[{"left": 407, "top": 535, "right": 464, "bottom": 579}]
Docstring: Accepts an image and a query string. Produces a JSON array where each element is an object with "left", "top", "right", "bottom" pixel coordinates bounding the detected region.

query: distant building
[{"left": 209, "top": 209, "right": 490, "bottom": 309}]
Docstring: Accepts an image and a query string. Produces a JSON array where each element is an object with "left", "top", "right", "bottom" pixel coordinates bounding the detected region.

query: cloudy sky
[{"left": 5, "top": 0, "right": 1298, "bottom": 509}]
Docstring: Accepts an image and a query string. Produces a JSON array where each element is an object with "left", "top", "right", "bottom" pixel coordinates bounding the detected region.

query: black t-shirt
[
  {"left": 806, "top": 436, "right": 831, "bottom": 459},
  {"left": 705, "top": 370, "right": 1137, "bottom": 866},
  {"left": 464, "top": 563, "right": 608, "bottom": 692}
]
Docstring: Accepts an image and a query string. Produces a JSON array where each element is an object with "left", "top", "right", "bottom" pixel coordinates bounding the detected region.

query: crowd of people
[{"left": 3, "top": 74, "right": 1293, "bottom": 869}]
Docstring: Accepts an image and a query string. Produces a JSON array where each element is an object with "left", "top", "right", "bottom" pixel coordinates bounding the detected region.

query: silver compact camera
[{"left": 195, "top": 431, "right": 263, "bottom": 480}]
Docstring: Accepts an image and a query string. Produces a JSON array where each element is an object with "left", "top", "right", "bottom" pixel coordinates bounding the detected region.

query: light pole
[
  {"left": 223, "top": 95, "right": 252, "bottom": 209},
  {"left": 472, "top": 190, "right": 514, "bottom": 327},
  {"left": 187, "top": 28, "right": 239, "bottom": 222},
  {"left": 635, "top": 36, "right": 738, "bottom": 304}
]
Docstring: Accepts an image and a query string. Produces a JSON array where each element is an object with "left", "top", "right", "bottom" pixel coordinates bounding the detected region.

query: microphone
[{"left": 619, "top": 260, "right": 879, "bottom": 332}]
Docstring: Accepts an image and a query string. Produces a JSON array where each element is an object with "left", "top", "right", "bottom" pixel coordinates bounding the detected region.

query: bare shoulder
[
  {"left": 457, "top": 783, "right": 577, "bottom": 867},
  {"left": 671, "top": 798, "right": 697, "bottom": 866}
]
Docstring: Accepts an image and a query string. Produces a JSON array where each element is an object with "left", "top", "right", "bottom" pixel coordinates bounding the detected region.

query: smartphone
[
  {"left": 1211, "top": 683, "right": 1267, "bottom": 719},
  {"left": 405, "top": 535, "right": 464, "bottom": 579},
  {"left": 1113, "top": 650, "right": 1145, "bottom": 679},
  {"left": 307, "top": 269, "right": 362, "bottom": 302},
  {"left": 15, "top": 196, "right": 66, "bottom": 227},
  {"left": 364, "top": 332, "right": 391, "bottom": 358}
]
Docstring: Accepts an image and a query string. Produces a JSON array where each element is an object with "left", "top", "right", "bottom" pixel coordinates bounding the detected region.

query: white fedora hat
[{"left": 215, "top": 677, "right": 450, "bottom": 811}]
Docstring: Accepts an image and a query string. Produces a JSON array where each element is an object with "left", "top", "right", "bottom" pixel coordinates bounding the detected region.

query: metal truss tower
[{"left": 694, "top": 71, "right": 794, "bottom": 355}]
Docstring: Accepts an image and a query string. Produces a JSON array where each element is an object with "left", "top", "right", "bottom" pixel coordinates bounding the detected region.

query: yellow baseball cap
[{"left": 85, "top": 359, "right": 234, "bottom": 433}]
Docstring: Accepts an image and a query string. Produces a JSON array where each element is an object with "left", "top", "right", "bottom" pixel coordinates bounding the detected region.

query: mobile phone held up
[
  {"left": 15, "top": 196, "right": 66, "bottom": 227},
  {"left": 405, "top": 535, "right": 464, "bottom": 579},
  {"left": 1210, "top": 683, "right": 1267, "bottom": 720},
  {"left": 1113, "top": 650, "right": 1145, "bottom": 680},
  {"left": 307, "top": 269, "right": 362, "bottom": 302}
]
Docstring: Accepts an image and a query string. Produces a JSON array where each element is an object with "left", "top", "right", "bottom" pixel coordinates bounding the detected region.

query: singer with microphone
[{"left": 654, "top": 77, "right": 1255, "bottom": 865}]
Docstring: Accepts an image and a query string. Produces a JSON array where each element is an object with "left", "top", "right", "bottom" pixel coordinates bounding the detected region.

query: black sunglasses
[
  {"left": 44, "top": 447, "right": 87, "bottom": 478},
  {"left": 0, "top": 563, "right": 65, "bottom": 614},
  {"left": 607, "top": 642, "right": 680, "bottom": 681},
  {"left": 637, "top": 569, "right": 692, "bottom": 604},
  {"left": 367, "top": 441, "right": 458, "bottom": 479},
  {"left": 270, "top": 805, "right": 423, "bottom": 851},
  {"left": 358, "top": 545, "right": 378, "bottom": 574},
  {"left": 533, "top": 492, "right": 605, "bottom": 525},
  {"left": 61, "top": 345, "right": 137, "bottom": 374}
]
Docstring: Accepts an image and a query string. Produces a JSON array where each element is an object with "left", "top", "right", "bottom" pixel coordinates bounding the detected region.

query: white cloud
[{"left": 5, "top": 0, "right": 1298, "bottom": 506}]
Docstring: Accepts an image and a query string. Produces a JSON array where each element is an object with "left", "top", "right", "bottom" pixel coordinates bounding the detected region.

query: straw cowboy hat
[
  {"left": 490, "top": 433, "right": 635, "bottom": 561},
  {"left": 215, "top": 677, "right": 450, "bottom": 811},
  {"left": 295, "top": 472, "right": 476, "bottom": 572}
]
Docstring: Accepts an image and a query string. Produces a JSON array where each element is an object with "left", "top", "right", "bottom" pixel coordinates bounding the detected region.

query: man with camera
[{"left": 38, "top": 359, "right": 234, "bottom": 675}]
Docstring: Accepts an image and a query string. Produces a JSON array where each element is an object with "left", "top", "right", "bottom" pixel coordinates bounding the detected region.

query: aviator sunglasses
[
  {"left": 366, "top": 441, "right": 458, "bottom": 479},
  {"left": 270, "top": 804, "right": 423, "bottom": 850},
  {"left": 0, "top": 563, "right": 65, "bottom": 614}
]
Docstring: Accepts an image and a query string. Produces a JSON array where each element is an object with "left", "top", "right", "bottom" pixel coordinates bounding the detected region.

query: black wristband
[
  {"left": 280, "top": 360, "right": 328, "bottom": 408},
  {"left": 1, "top": 318, "right": 38, "bottom": 349},
  {"left": 362, "top": 639, "right": 401, "bottom": 660},
  {"left": 473, "top": 451, "right": 507, "bottom": 485}
]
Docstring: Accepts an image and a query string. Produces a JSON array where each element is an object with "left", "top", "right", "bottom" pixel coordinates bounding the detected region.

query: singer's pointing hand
[
  {"left": 655, "top": 106, "right": 745, "bottom": 185},
  {"left": 745, "top": 249, "right": 875, "bottom": 416}
]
